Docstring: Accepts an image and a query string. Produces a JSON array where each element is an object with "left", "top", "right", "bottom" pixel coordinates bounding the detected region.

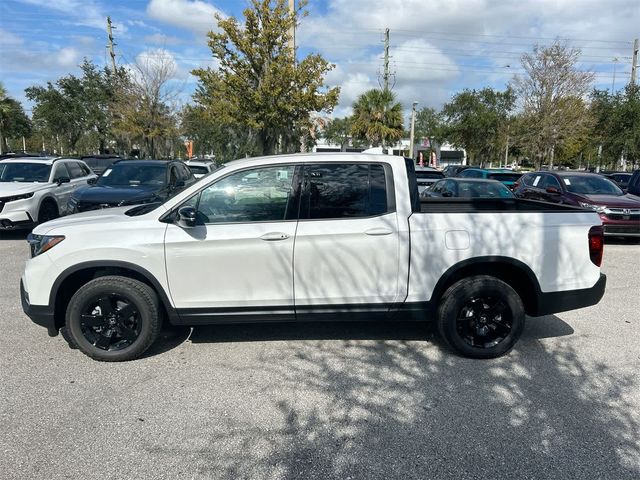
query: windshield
[
  {"left": 189, "top": 165, "right": 209, "bottom": 175},
  {"left": 0, "top": 163, "right": 51, "bottom": 182},
  {"left": 97, "top": 165, "right": 167, "bottom": 187},
  {"left": 562, "top": 175, "right": 623, "bottom": 195},
  {"left": 458, "top": 181, "right": 514, "bottom": 198},
  {"left": 488, "top": 173, "right": 522, "bottom": 183}
]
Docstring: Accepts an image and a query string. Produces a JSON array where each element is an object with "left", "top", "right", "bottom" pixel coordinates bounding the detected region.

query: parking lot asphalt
[{"left": 0, "top": 231, "right": 639, "bottom": 480}]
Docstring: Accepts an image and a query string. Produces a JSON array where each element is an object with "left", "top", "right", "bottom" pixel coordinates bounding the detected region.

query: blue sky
[{"left": 1, "top": 0, "right": 638, "bottom": 119}]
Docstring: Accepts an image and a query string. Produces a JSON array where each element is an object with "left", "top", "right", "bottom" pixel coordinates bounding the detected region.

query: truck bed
[{"left": 419, "top": 197, "right": 586, "bottom": 213}]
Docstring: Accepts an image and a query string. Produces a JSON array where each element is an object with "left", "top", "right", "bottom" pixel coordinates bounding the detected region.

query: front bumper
[
  {"left": 20, "top": 279, "right": 58, "bottom": 336},
  {"left": 532, "top": 274, "right": 607, "bottom": 316}
]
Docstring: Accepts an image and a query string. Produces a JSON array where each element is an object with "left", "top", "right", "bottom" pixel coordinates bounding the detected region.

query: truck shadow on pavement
[{"left": 153, "top": 314, "right": 639, "bottom": 480}]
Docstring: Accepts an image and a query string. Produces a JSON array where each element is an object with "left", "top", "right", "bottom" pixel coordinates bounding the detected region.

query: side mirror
[
  {"left": 56, "top": 176, "right": 71, "bottom": 186},
  {"left": 177, "top": 206, "right": 197, "bottom": 228},
  {"left": 172, "top": 179, "right": 185, "bottom": 190},
  {"left": 87, "top": 177, "right": 97, "bottom": 185},
  {"left": 546, "top": 187, "right": 560, "bottom": 194}
]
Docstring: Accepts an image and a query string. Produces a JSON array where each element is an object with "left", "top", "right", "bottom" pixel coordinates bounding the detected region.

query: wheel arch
[
  {"left": 50, "top": 261, "right": 178, "bottom": 330},
  {"left": 430, "top": 256, "right": 542, "bottom": 316},
  {"left": 37, "top": 195, "right": 59, "bottom": 220}
]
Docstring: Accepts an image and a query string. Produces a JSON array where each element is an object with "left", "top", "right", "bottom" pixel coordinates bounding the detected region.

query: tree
[
  {"left": 511, "top": 42, "right": 594, "bottom": 167},
  {"left": 441, "top": 87, "right": 515, "bottom": 165},
  {"left": 414, "top": 107, "right": 445, "bottom": 157},
  {"left": 112, "top": 54, "right": 181, "bottom": 158},
  {"left": 0, "top": 83, "right": 32, "bottom": 153},
  {"left": 350, "top": 89, "right": 404, "bottom": 148},
  {"left": 192, "top": 0, "right": 339, "bottom": 156},
  {"left": 323, "top": 117, "right": 354, "bottom": 151}
]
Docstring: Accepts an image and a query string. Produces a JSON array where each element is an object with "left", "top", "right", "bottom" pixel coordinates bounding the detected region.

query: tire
[
  {"left": 38, "top": 200, "right": 59, "bottom": 224},
  {"left": 65, "top": 276, "right": 162, "bottom": 361},
  {"left": 436, "top": 275, "right": 525, "bottom": 359},
  {"left": 59, "top": 326, "right": 78, "bottom": 349}
]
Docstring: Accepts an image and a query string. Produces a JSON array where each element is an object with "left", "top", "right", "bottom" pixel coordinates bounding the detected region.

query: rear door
[{"left": 293, "top": 162, "right": 401, "bottom": 314}]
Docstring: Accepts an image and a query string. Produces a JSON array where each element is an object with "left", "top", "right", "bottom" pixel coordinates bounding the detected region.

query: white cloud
[
  {"left": 57, "top": 47, "right": 80, "bottom": 67},
  {"left": 147, "top": 0, "right": 226, "bottom": 35},
  {"left": 15, "top": 0, "right": 127, "bottom": 32},
  {"left": 145, "top": 33, "right": 185, "bottom": 45}
]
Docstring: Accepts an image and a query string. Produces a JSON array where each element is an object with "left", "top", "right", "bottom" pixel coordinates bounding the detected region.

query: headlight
[
  {"left": 1, "top": 192, "right": 34, "bottom": 202},
  {"left": 26, "top": 234, "right": 65, "bottom": 258},
  {"left": 578, "top": 202, "right": 605, "bottom": 213}
]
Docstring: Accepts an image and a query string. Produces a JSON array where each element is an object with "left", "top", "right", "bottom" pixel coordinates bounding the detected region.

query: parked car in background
[
  {"left": 442, "top": 165, "right": 472, "bottom": 177},
  {"left": 415, "top": 166, "right": 445, "bottom": 193},
  {"left": 514, "top": 171, "right": 640, "bottom": 237},
  {"left": 422, "top": 178, "right": 514, "bottom": 199},
  {"left": 458, "top": 168, "right": 523, "bottom": 190},
  {"left": 628, "top": 170, "right": 640, "bottom": 197},
  {"left": 185, "top": 160, "right": 216, "bottom": 179},
  {"left": 68, "top": 160, "right": 196, "bottom": 213},
  {"left": 0, "top": 157, "right": 96, "bottom": 230},
  {"left": 604, "top": 172, "right": 633, "bottom": 192},
  {"left": 80, "top": 155, "right": 122, "bottom": 176}
]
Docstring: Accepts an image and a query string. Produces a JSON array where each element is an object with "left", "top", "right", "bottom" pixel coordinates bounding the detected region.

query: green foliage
[
  {"left": 414, "top": 107, "right": 445, "bottom": 153},
  {"left": 441, "top": 87, "right": 515, "bottom": 165},
  {"left": 323, "top": 116, "right": 359, "bottom": 151},
  {"left": 0, "top": 83, "right": 32, "bottom": 153},
  {"left": 589, "top": 84, "right": 640, "bottom": 169},
  {"left": 350, "top": 89, "right": 404, "bottom": 147},
  {"left": 192, "top": 0, "right": 339, "bottom": 156}
]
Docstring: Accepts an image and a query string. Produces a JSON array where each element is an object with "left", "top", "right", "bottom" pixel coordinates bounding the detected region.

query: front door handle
[
  {"left": 260, "top": 232, "right": 290, "bottom": 241},
  {"left": 364, "top": 227, "right": 393, "bottom": 236}
]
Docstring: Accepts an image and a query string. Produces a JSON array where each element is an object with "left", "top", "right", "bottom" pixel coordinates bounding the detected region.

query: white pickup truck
[{"left": 21, "top": 154, "right": 606, "bottom": 361}]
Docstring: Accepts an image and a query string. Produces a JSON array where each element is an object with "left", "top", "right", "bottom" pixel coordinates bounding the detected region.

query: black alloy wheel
[
  {"left": 65, "top": 276, "right": 162, "bottom": 361},
  {"left": 456, "top": 296, "right": 512, "bottom": 349},
  {"left": 38, "top": 201, "right": 58, "bottom": 223},
  {"left": 436, "top": 275, "right": 525, "bottom": 359},
  {"left": 80, "top": 294, "right": 141, "bottom": 351}
]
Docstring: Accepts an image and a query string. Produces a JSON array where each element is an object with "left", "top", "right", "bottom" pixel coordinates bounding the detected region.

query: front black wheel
[
  {"left": 437, "top": 275, "right": 525, "bottom": 359},
  {"left": 38, "top": 200, "right": 59, "bottom": 224},
  {"left": 65, "top": 276, "right": 162, "bottom": 361}
]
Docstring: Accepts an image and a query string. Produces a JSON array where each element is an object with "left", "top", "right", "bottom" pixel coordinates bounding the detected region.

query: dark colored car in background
[
  {"left": 80, "top": 155, "right": 122, "bottom": 176},
  {"left": 422, "top": 178, "right": 514, "bottom": 199},
  {"left": 628, "top": 170, "right": 640, "bottom": 197},
  {"left": 458, "top": 168, "right": 523, "bottom": 190},
  {"left": 68, "top": 160, "right": 196, "bottom": 213},
  {"left": 604, "top": 172, "right": 633, "bottom": 192},
  {"left": 514, "top": 171, "right": 640, "bottom": 237},
  {"left": 415, "top": 166, "right": 445, "bottom": 193},
  {"left": 442, "top": 165, "right": 472, "bottom": 177}
]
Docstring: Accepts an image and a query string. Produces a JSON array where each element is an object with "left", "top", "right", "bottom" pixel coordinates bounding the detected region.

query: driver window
[{"left": 195, "top": 165, "right": 296, "bottom": 223}]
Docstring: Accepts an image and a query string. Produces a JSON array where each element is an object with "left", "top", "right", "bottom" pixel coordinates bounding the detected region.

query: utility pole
[
  {"left": 383, "top": 28, "right": 390, "bottom": 91},
  {"left": 106, "top": 16, "right": 117, "bottom": 74},
  {"left": 288, "top": 0, "right": 295, "bottom": 62},
  {"left": 632, "top": 38, "right": 639, "bottom": 85},
  {"left": 409, "top": 101, "right": 418, "bottom": 159},
  {"left": 612, "top": 57, "right": 619, "bottom": 92}
]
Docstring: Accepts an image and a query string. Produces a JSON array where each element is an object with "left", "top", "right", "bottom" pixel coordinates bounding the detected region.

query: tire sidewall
[
  {"left": 66, "top": 278, "right": 158, "bottom": 361},
  {"left": 438, "top": 277, "right": 525, "bottom": 359}
]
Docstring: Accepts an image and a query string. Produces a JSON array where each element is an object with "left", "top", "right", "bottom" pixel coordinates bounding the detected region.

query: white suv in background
[{"left": 0, "top": 157, "right": 96, "bottom": 230}]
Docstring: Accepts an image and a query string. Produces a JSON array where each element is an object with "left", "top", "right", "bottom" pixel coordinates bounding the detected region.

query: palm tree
[{"left": 350, "top": 89, "right": 404, "bottom": 148}]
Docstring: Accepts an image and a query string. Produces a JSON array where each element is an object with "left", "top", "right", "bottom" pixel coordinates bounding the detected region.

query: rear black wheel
[
  {"left": 437, "top": 275, "right": 525, "bottom": 359},
  {"left": 65, "top": 276, "right": 161, "bottom": 361}
]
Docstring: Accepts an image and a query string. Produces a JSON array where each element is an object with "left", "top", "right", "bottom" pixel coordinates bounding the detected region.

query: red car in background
[{"left": 514, "top": 171, "right": 640, "bottom": 237}]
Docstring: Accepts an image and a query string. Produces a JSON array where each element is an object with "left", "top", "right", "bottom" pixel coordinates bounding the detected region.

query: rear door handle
[
  {"left": 260, "top": 232, "right": 290, "bottom": 241},
  {"left": 364, "top": 227, "right": 393, "bottom": 236}
]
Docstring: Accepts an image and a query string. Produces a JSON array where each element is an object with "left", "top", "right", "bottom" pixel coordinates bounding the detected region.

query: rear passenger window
[
  {"left": 66, "top": 162, "right": 85, "bottom": 179},
  {"left": 302, "top": 164, "right": 390, "bottom": 219}
]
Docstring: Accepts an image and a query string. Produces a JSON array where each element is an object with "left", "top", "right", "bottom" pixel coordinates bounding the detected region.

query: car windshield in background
[
  {"left": 562, "top": 175, "right": 623, "bottom": 195},
  {"left": 83, "top": 158, "right": 117, "bottom": 171},
  {"left": 97, "top": 165, "right": 166, "bottom": 186},
  {"left": 189, "top": 166, "right": 209, "bottom": 175},
  {"left": 416, "top": 171, "right": 444, "bottom": 179},
  {"left": 0, "top": 163, "right": 51, "bottom": 182},
  {"left": 458, "top": 181, "right": 514, "bottom": 198},
  {"left": 488, "top": 173, "right": 521, "bottom": 183}
]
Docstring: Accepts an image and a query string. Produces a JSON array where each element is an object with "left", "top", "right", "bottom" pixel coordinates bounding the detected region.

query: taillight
[{"left": 588, "top": 225, "right": 604, "bottom": 266}]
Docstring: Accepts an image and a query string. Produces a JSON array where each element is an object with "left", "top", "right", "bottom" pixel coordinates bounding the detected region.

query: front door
[
  {"left": 164, "top": 164, "right": 300, "bottom": 320},
  {"left": 293, "top": 163, "right": 401, "bottom": 314}
]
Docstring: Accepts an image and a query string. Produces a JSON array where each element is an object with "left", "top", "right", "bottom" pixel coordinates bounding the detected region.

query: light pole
[
  {"left": 612, "top": 57, "right": 619, "bottom": 92},
  {"left": 409, "top": 101, "right": 418, "bottom": 159}
]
